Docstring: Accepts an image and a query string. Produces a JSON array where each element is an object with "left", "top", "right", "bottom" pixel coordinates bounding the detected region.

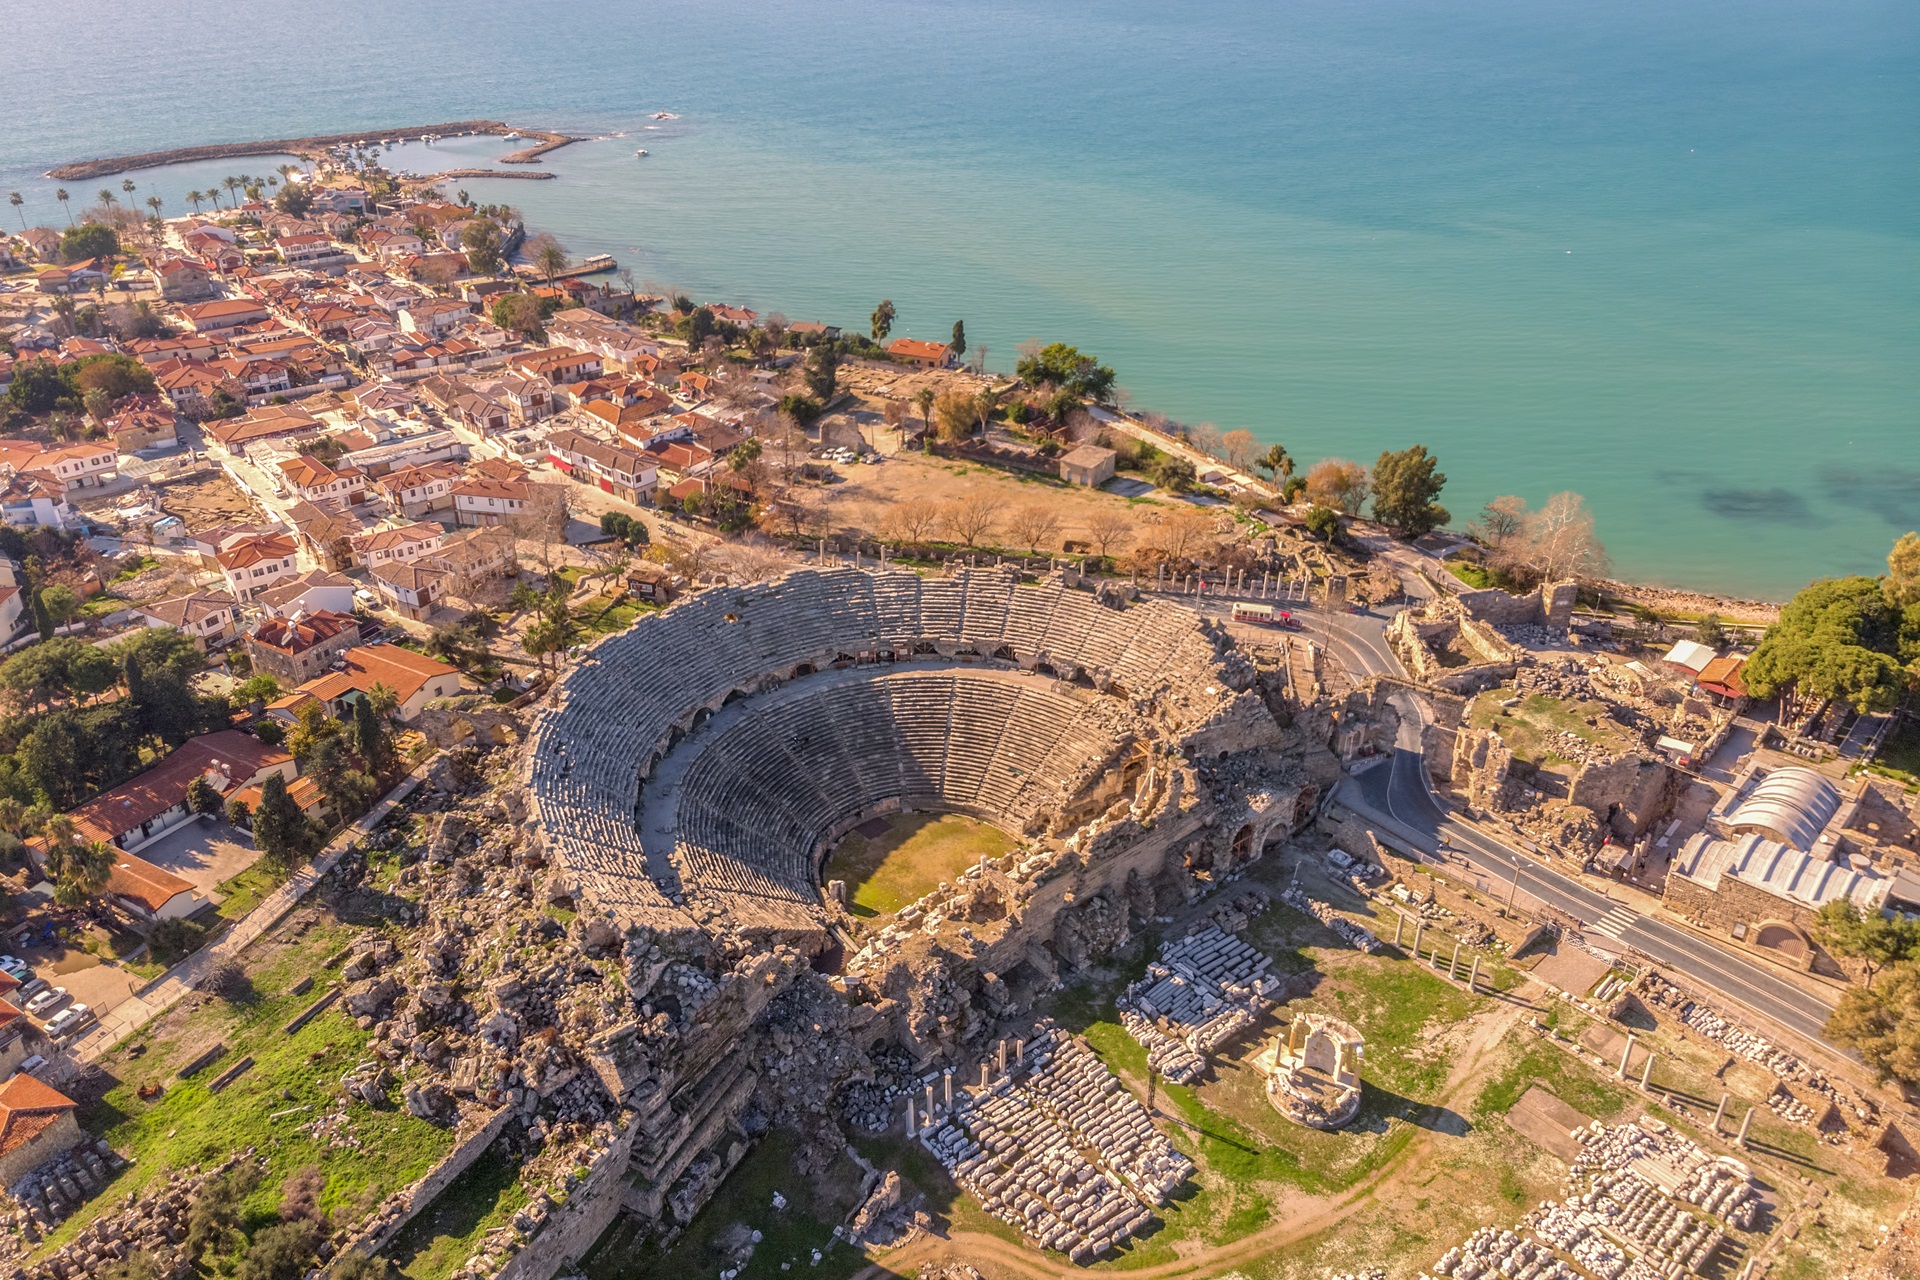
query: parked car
[
  {"left": 16, "top": 1054, "right": 46, "bottom": 1075},
  {"left": 24, "top": 986, "right": 67, "bottom": 1017},
  {"left": 17, "top": 977, "right": 48, "bottom": 1001},
  {"left": 44, "top": 1004, "right": 91, "bottom": 1039},
  {"left": 0, "top": 955, "right": 30, "bottom": 980}
]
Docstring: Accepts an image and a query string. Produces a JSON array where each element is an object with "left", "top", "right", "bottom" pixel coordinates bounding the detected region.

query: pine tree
[
  {"left": 252, "top": 773, "right": 310, "bottom": 868},
  {"left": 352, "top": 696, "right": 393, "bottom": 780},
  {"left": 31, "top": 589, "right": 53, "bottom": 642},
  {"left": 950, "top": 319, "right": 967, "bottom": 357}
]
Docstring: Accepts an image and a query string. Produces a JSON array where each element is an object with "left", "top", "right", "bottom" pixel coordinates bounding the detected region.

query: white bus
[{"left": 1230, "top": 603, "right": 1300, "bottom": 629}]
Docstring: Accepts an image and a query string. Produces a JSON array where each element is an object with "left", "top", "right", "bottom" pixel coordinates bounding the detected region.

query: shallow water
[{"left": 4, "top": 0, "right": 1914, "bottom": 598}]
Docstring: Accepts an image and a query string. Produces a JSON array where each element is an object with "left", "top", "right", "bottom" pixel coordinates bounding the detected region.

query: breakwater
[{"left": 46, "top": 121, "right": 581, "bottom": 180}]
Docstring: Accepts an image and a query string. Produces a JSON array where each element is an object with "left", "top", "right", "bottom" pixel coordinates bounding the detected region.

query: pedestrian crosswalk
[{"left": 1590, "top": 906, "right": 1638, "bottom": 940}]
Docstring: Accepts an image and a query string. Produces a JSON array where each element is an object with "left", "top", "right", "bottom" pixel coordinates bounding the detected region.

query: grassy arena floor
[{"left": 820, "top": 812, "right": 1015, "bottom": 917}]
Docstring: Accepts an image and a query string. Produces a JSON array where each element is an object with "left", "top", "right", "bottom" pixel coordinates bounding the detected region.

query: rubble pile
[
  {"left": 1430, "top": 1225, "right": 1583, "bottom": 1280},
  {"left": 924, "top": 1024, "right": 1192, "bottom": 1264},
  {"left": 2, "top": 1139, "right": 123, "bottom": 1237},
  {"left": 4, "top": 1156, "right": 256, "bottom": 1279},
  {"left": 1117, "top": 926, "right": 1282, "bottom": 1082},
  {"left": 1414, "top": 1118, "right": 1759, "bottom": 1280},
  {"left": 1570, "top": 1121, "right": 1760, "bottom": 1232},
  {"left": 1766, "top": 1084, "right": 1817, "bottom": 1126},
  {"left": 1636, "top": 975, "right": 1875, "bottom": 1127},
  {"left": 1282, "top": 883, "right": 1382, "bottom": 952}
]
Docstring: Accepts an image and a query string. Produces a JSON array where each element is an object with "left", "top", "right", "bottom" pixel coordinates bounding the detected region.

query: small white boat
[
  {"left": 635, "top": 149, "right": 650, "bottom": 157},
  {"left": 652, "top": 112, "right": 678, "bottom": 120}
]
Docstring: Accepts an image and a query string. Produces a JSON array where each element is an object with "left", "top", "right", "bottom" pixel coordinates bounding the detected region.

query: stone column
[
  {"left": 1712, "top": 1093, "right": 1728, "bottom": 1134},
  {"left": 1448, "top": 940, "right": 1462, "bottom": 978},
  {"left": 906, "top": 1098, "right": 915, "bottom": 1134},
  {"left": 1393, "top": 913, "right": 1405, "bottom": 947},
  {"left": 1735, "top": 1106, "right": 1753, "bottom": 1149},
  {"left": 1411, "top": 919, "right": 1425, "bottom": 961},
  {"left": 1468, "top": 956, "right": 1480, "bottom": 993},
  {"left": 1619, "top": 1033, "right": 1636, "bottom": 1079},
  {"left": 944, "top": 1071, "right": 953, "bottom": 1109},
  {"left": 925, "top": 1083, "right": 936, "bottom": 1118},
  {"left": 1639, "top": 1052, "right": 1654, "bottom": 1091}
]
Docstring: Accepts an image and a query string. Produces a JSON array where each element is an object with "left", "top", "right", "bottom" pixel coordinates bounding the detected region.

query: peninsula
[{"left": 44, "top": 119, "right": 582, "bottom": 180}]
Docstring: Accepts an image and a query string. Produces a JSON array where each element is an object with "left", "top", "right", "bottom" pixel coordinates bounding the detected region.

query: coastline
[{"left": 44, "top": 120, "right": 583, "bottom": 180}]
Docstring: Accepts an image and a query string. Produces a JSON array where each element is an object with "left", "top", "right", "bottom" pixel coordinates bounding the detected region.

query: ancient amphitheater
[
  {"left": 511, "top": 566, "right": 1323, "bottom": 1260},
  {"left": 526, "top": 566, "right": 1298, "bottom": 943}
]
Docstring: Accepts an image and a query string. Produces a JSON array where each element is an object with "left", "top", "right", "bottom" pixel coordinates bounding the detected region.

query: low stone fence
[
  {"left": 337, "top": 1104, "right": 515, "bottom": 1263},
  {"left": 493, "top": 1112, "right": 644, "bottom": 1280}
]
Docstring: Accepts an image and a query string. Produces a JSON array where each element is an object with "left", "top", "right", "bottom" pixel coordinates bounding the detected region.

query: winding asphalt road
[{"left": 1194, "top": 592, "right": 1840, "bottom": 1047}]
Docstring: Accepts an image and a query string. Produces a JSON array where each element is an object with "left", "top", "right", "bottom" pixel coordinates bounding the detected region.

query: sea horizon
[{"left": 4, "top": 0, "right": 1915, "bottom": 601}]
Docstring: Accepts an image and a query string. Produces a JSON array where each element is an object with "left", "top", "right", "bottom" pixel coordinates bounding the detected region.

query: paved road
[
  {"left": 1172, "top": 586, "right": 1844, "bottom": 1045},
  {"left": 1342, "top": 756, "right": 1838, "bottom": 1043}
]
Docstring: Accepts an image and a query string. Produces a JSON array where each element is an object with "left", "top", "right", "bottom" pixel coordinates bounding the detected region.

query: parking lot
[{"left": 131, "top": 817, "right": 262, "bottom": 899}]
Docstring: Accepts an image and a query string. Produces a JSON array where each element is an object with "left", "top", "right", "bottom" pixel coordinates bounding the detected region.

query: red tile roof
[{"left": 0, "top": 1074, "right": 76, "bottom": 1161}]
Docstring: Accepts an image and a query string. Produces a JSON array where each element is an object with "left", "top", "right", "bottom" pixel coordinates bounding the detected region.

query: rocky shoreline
[{"left": 1593, "top": 579, "right": 1782, "bottom": 625}]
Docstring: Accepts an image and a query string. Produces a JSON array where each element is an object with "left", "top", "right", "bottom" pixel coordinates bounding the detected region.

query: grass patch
[
  {"left": 821, "top": 813, "right": 1014, "bottom": 917},
  {"left": 1448, "top": 562, "right": 1494, "bottom": 589},
  {"left": 216, "top": 862, "right": 287, "bottom": 921},
  {"left": 1473, "top": 1039, "right": 1631, "bottom": 1122},
  {"left": 1468, "top": 691, "right": 1639, "bottom": 768},
  {"left": 386, "top": 1147, "right": 528, "bottom": 1280},
  {"left": 1864, "top": 719, "right": 1920, "bottom": 787},
  {"left": 39, "top": 913, "right": 454, "bottom": 1259},
  {"left": 111, "top": 555, "right": 160, "bottom": 583},
  {"left": 1313, "top": 955, "right": 1482, "bottom": 1098}
]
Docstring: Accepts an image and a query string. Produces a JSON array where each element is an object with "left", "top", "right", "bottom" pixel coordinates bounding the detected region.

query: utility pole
[{"left": 1507, "top": 855, "right": 1523, "bottom": 911}]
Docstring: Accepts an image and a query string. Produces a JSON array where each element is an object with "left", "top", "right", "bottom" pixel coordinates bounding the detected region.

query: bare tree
[
  {"left": 939, "top": 493, "right": 1005, "bottom": 549},
  {"left": 1187, "top": 422, "right": 1225, "bottom": 461},
  {"left": 1472, "top": 495, "right": 1528, "bottom": 547},
  {"left": 1150, "top": 506, "right": 1217, "bottom": 562},
  {"left": 1220, "top": 429, "right": 1257, "bottom": 471},
  {"left": 715, "top": 537, "right": 790, "bottom": 583},
  {"left": 1304, "top": 458, "right": 1371, "bottom": 515},
  {"left": 1518, "top": 491, "right": 1609, "bottom": 581},
  {"left": 879, "top": 501, "right": 943, "bottom": 548},
  {"left": 714, "top": 364, "right": 759, "bottom": 410},
  {"left": 1084, "top": 508, "right": 1136, "bottom": 559},
  {"left": 1006, "top": 505, "right": 1064, "bottom": 555},
  {"left": 759, "top": 493, "right": 822, "bottom": 542},
  {"left": 510, "top": 482, "right": 573, "bottom": 573},
  {"left": 660, "top": 535, "right": 717, "bottom": 583}
]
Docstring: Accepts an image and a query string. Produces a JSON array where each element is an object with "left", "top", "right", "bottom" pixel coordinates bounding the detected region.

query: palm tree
[
  {"left": 46, "top": 837, "right": 116, "bottom": 909},
  {"left": 145, "top": 194, "right": 163, "bottom": 221},
  {"left": 55, "top": 187, "right": 73, "bottom": 225},
  {"left": 7, "top": 191, "right": 23, "bottom": 230},
  {"left": 96, "top": 188, "right": 118, "bottom": 214},
  {"left": 533, "top": 237, "right": 569, "bottom": 290},
  {"left": 185, "top": 189, "right": 204, "bottom": 215},
  {"left": 121, "top": 178, "right": 137, "bottom": 208},
  {"left": 222, "top": 176, "right": 241, "bottom": 208}
]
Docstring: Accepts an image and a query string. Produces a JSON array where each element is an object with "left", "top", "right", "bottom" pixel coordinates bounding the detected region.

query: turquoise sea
[{"left": 3, "top": 0, "right": 1915, "bottom": 599}]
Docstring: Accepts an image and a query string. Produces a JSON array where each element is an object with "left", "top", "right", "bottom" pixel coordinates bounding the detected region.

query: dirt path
[{"left": 854, "top": 986, "right": 1540, "bottom": 1280}]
